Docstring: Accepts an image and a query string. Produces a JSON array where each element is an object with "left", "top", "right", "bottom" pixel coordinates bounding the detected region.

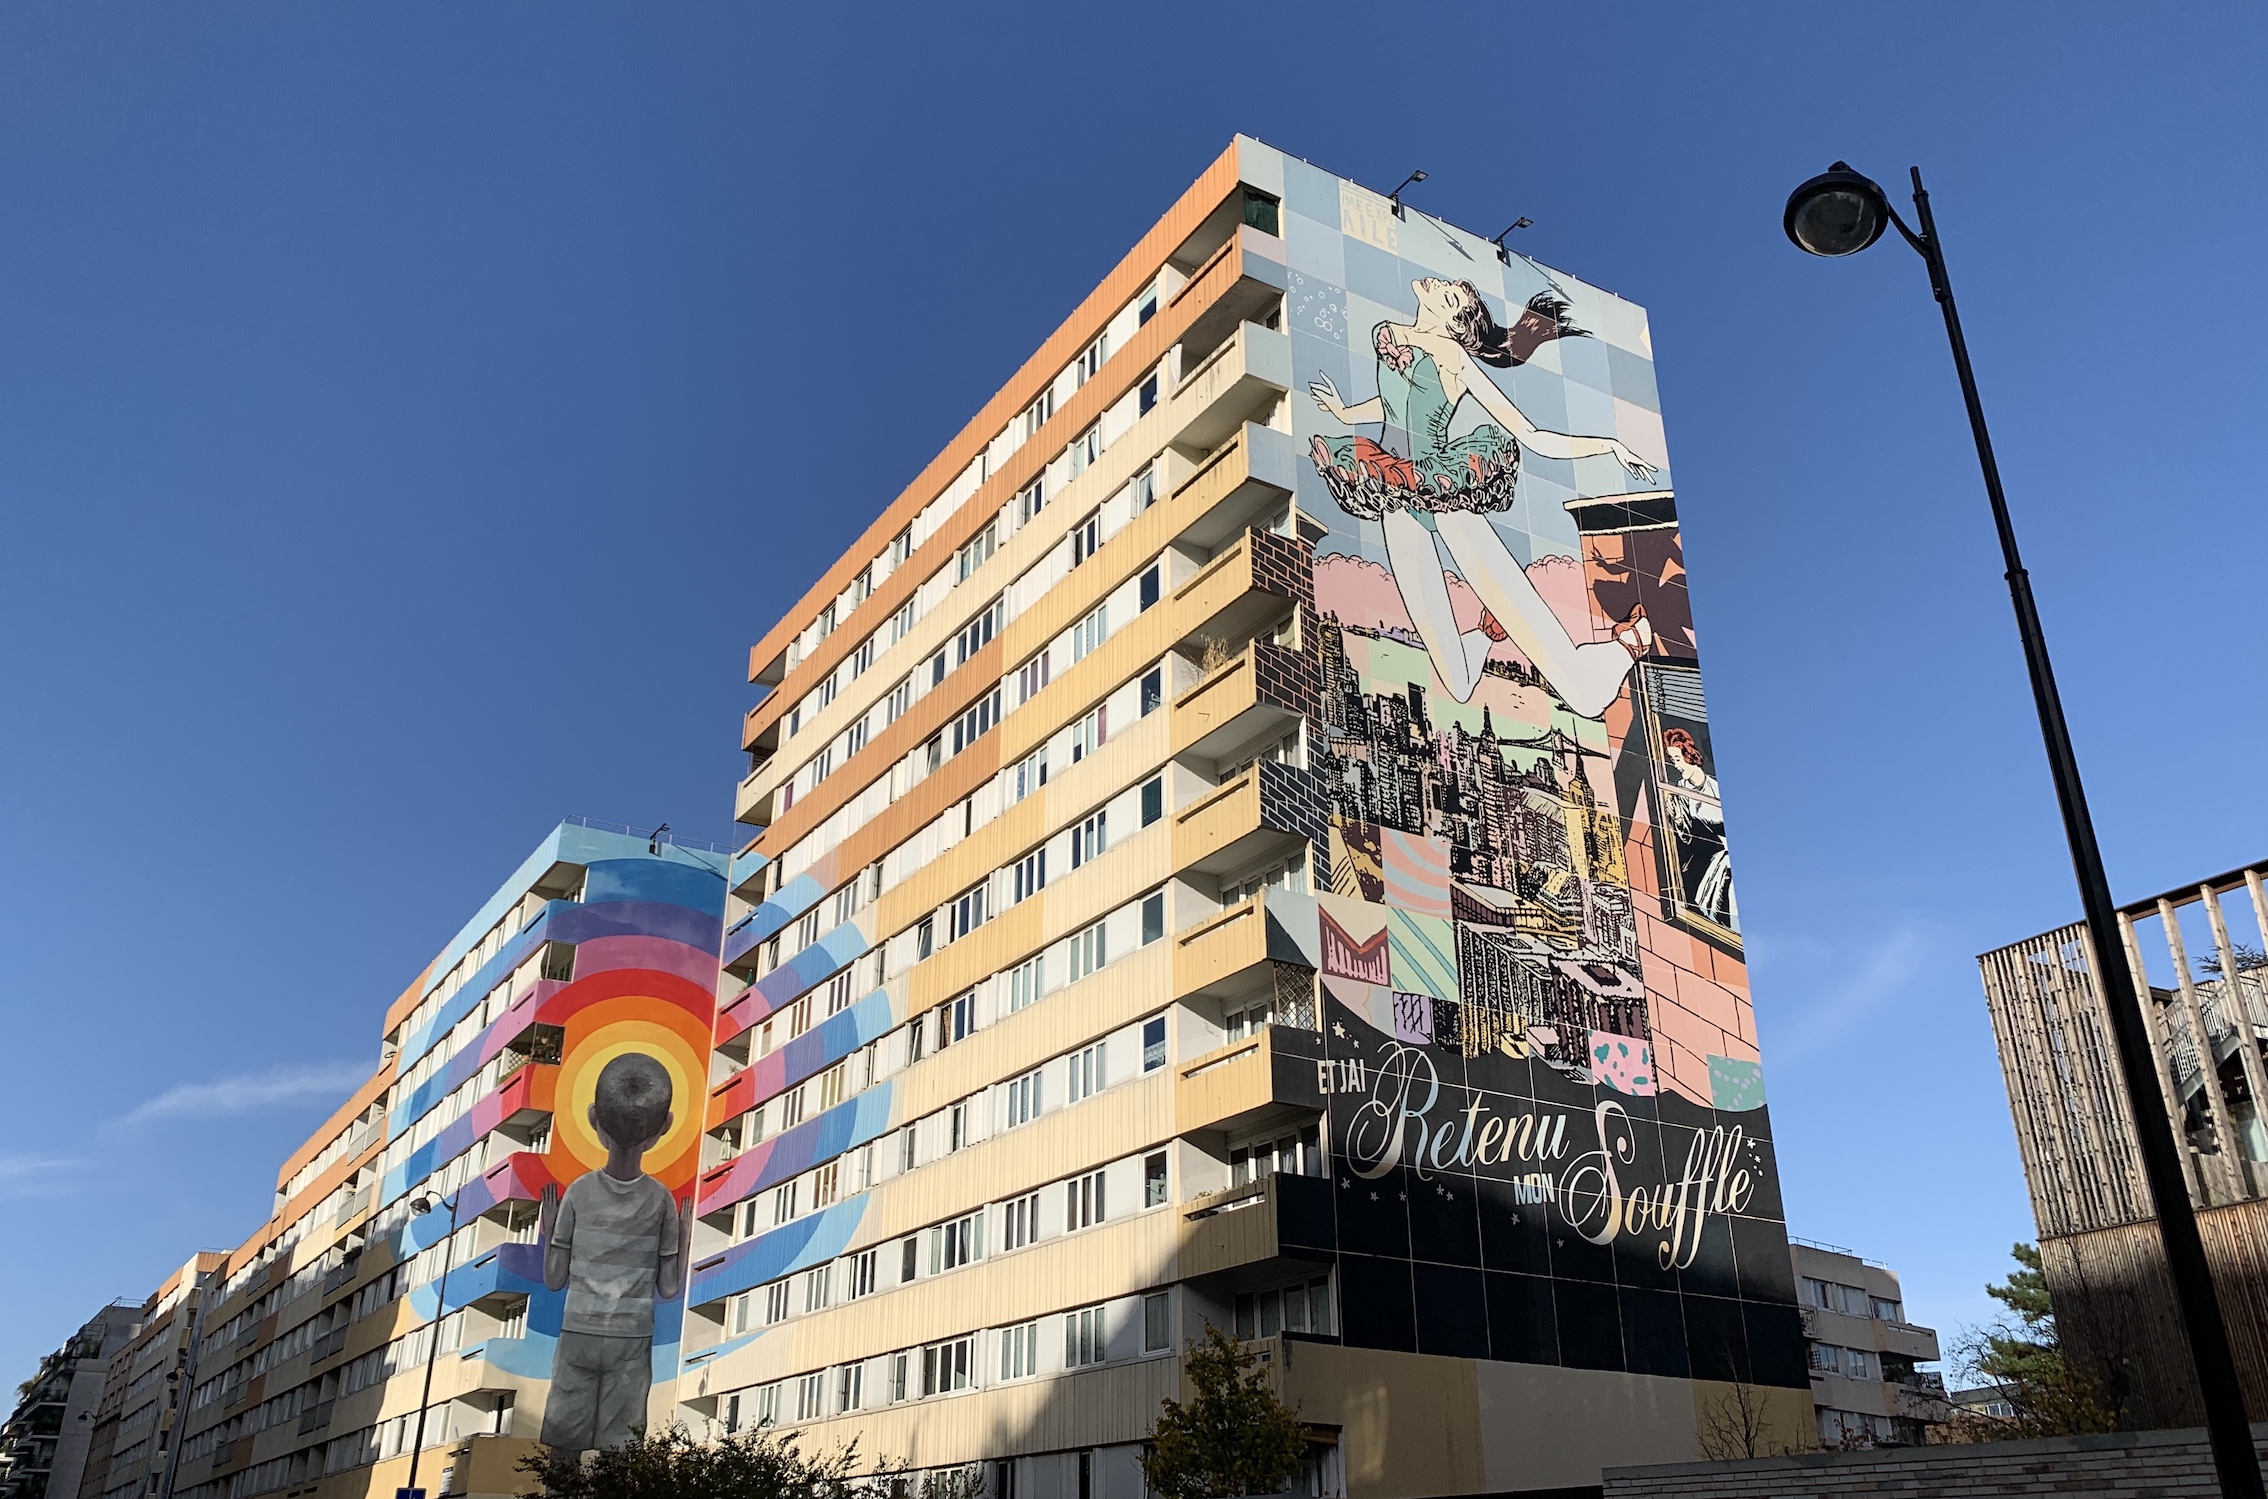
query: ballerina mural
[{"left": 1308, "top": 275, "right": 1661, "bottom": 719}]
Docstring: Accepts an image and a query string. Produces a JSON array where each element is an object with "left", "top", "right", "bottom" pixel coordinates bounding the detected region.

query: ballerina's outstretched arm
[
  {"left": 1442, "top": 346, "right": 1659, "bottom": 480},
  {"left": 1309, "top": 374, "right": 1383, "bottom": 428}
]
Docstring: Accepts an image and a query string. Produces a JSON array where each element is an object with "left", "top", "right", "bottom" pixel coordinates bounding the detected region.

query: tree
[
  {"left": 1947, "top": 1243, "right": 2123, "bottom": 1440},
  {"left": 1694, "top": 1378, "right": 1804, "bottom": 1461},
  {"left": 1141, "top": 1326, "right": 1308, "bottom": 1499},
  {"left": 517, "top": 1422, "right": 898, "bottom": 1499}
]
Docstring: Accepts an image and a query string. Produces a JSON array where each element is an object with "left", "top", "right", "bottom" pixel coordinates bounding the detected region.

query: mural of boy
[{"left": 535, "top": 1052, "right": 694, "bottom": 1453}]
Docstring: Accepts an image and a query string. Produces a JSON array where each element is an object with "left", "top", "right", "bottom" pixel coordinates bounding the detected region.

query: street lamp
[
  {"left": 401, "top": 1192, "right": 463, "bottom": 1499},
  {"left": 1785, "top": 162, "right": 2264, "bottom": 1499}
]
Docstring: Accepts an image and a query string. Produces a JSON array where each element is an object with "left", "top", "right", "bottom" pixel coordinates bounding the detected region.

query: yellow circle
[{"left": 554, "top": 1003, "right": 708, "bottom": 1191}]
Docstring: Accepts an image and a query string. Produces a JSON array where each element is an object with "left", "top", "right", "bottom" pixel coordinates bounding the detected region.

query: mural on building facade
[
  {"left": 1256, "top": 154, "right": 1801, "bottom": 1382},
  {"left": 390, "top": 848, "right": 722, "bottom": 1444}
]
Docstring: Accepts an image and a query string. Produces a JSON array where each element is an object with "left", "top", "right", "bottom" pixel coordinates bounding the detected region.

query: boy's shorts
[{"left": 541, "top": 1331, "right": 652, "bottom": 1452}]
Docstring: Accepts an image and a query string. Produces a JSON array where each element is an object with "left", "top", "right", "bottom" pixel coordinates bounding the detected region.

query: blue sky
[{"left": 2, "top": 4, "right": 2263, "bottom": 1379}]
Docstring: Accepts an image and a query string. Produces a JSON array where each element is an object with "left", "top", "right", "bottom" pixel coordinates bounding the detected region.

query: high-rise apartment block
[
  {"left": 10, "top": 135, "right": 1806, "bottom": 1499},
  {"left": 697, "top": 137, "right": 1805, "bottom": 1495},
  {"left": 1978, "top": 855, "right": 2268, "bottom": 1428}
]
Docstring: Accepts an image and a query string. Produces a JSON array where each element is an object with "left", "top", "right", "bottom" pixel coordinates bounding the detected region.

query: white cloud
[
  {"left": 0, "top": 1153, "right": 78, "bottom": 1197},
  {"left": 1759, "top": 923, "right": 1934, "bottom": 1063},
  {"left": 118, "top": 1061, "right": 372, "bottom": 1127}
]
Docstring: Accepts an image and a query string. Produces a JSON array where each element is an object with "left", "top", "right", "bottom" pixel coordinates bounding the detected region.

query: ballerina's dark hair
[{"left": 1445, "top": 281, "right": 1590, "bottom": 369}]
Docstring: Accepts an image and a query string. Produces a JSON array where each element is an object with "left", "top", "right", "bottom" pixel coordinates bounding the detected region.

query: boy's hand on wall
[{"left": 538, "top": 1182, "right": 560, "bottom": 1243}]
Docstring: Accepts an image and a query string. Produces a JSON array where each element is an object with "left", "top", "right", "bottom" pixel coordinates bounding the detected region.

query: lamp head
[
  {"left": 410, "top": 1195, "right": 435, "bottom": 1216},
  {"left": 1784, "top": 162, "right": 1891, "bottom": 257}
]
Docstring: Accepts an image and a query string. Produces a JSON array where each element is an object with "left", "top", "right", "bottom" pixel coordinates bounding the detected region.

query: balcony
[
  {"left": 1172, "top": 526, "right": 1306, "bottom": 657},
  {"left": 1176, "top": 1025, "right": 1325, "bottom": 1138},
  {"left": 1170, "top": 322, "right": 1290, "bottom": 454},
  {"left": 307, "top": 1327, "right": 348, "bottom": 1366},
  {"left": 1177, "top": 1170, "right": 1335, "bottom": 1284},
  {"left": 1163, "top": 425, "right": 1298, "bottom": 554},
  {"left": 1174, "top": 895, "right": 1273, "bottom": 1001},
  {"left": 296, "top": 1399, "right": 334, "bottom": 1436},
  {"left": 1173, "top": 762, "right": 1325, "bottom": 880},
  {"left": 1173, "top": 641, "right": 1314, "bottom": 763}
]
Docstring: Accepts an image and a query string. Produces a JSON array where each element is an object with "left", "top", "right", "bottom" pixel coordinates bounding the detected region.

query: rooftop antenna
[
  {"left": 1388, "top": 169, "right": 1428, "bottom": 218},
  {"left": 1490, "top": 218, "right": 1533, "bottom": 262},
  {"left": 648, "top": 822, "right": 671, "bottom": 855}
]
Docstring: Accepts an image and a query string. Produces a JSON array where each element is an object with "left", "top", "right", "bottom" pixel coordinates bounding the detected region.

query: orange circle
[{"left": 555, "top": 996, "right": 710, "bottom": 1193}]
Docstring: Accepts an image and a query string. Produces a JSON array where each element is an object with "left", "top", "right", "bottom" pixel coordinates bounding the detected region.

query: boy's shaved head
[{"left": 591, "top": 1053, "right": 673, "bottom": 1148}]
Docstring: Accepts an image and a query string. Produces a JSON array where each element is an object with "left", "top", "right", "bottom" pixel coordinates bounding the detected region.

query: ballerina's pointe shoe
[
  {"left": 1477, "top": 607, "right": 1509, "bottom": 643},
  {"left": 1615, "top": 605, "right": 1653, "bottom": 660}
]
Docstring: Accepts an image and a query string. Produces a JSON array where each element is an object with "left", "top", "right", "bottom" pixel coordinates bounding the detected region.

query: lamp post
[
  {"left": 1785, "top": 162, "right": 2263, "bottom": 1498},
  {"left": 401, "top": 1192, "right": 463, "bottom": 1499}
]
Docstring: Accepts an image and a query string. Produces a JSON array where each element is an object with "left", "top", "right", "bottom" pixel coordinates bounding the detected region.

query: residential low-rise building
[{"left": 1789, "top": 1241, "right": 1949, "bottom": 1446}]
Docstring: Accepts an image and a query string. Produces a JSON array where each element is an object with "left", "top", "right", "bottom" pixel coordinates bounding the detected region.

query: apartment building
[
  {"left": 693, "top": 137, "right": 1806, "bottom": 1498},
  {"left": 134, "top": 819, "right": 727, "bottom": 1499},
  {"left": 0, "top": 1303, "right": 142, "bottom": 1499},
  {"left": 1978, "top": 856, "right": 2268, "bottom": 1427},
  {"left": 76, "top": 1257, "right": 225, "bottom": 1499},
  {"left": 1787, "top": 1242, "right": 1947, "bottom": 1447}
]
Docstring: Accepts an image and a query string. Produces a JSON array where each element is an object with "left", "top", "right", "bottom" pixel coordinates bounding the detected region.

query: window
[
  {"left": 1076, "top": 336, "right": 1107, "bottom": 385},
  {"left": 1069, "top": 423, "right": 1101, "bottom": 475},
  {"left": 818, "top": 1064, "right": 847, "bottom": 1110},
  {"left": 1016, "top": 650, "right": 1051, "bottom": 705},
  {"left": 1071, "top": 809, "right": 1107, "bottom": 869},
  {"left": 1017, "top": 478, "right": 1045, "bottom": 523},
  {"left": 916, "top": 916, "right": 935, "bottom": 961},
  {"left": 1142, "top": 891, "right": 1166, "bottom": 945},
  {"left": 813, "top": 1161, "right": 841, "bottom": 1209},
  {"left": 951, "top": 687, "right": 1001, "bottom": 755},
  {"left": 1143, "top": 1292, "right": 1171, "bottom": 1353},
  {"left": 950, "top": 882, "right": 990, "bottom": 941},
  {"left": 764, "top": 1281, "right": 792, "bottom": 1325},
  {"left": 796, "top": 909, "right": 822, "bottom": 949},
  {"left": 848, "top": 1249, "right": 878, "bottom": 1300},
  {"left": 1067, "top": 1042, "right": 1106, "bottom": 1104},
  {"left": 1067, "top": 1170, "right": 1106, "bottom": 1230},
  {"left": 1144, "top": 1151, "right": 1168, "bottom": 1208},
  {"left": 889, "top": 1352, "right": 910, "bottom": 1403},
  {"left": 948, "top": 1100, "right": 969, "bottom": 1152},
  {"left": 954, "top": 598, "right": 1001, "bottom": 665},
  {"left": 937, "top": 991, "right": 973, "bottom": 1047},
  {"left": 1242, "top": 189, "right": 1280, "bottom": 235},
  {"left": 789, "top": 996, "right": 813, "bottom": 1037},
  {"left": 1003, "top": 1192, "right": 1040, "bottom": 1251},
  {"left": 922, "top": 1338, "right": 972, "bottom": 1396},
  {"left": 1139, "top": 373, "right": 1159, "bottom": 415},
  {"left": 899, "top": 1127, "right": 917, "bottom": 1175},
  {"left": 890, "top": 594, "right": 915, "bottom": 640},
  {"left": 795, "top": 1372, "right": 825, "bottom": 1422},
  {"left": 1069, "top": 703, "right": 1107, "bottom": 762},
  {"left": 758, "top": 1383, "right": 782, "bottom": 1426},
  {"left": 1006, "top": 1069, "right": 1043, "bottom": 1128},
  {"left": 1001, "top": 1321, "right": 1039, "bottom": 1380},
  {"left": 1138, "top": 287, "right": 1159, "bottom": 326},
  {"left": 837, "top": 1363, "right": 864, "bottom": 1413},
  {"left": 803, "top": 1266, "right": 830, "bottom": 1313},
  {"left": 740, "top": 1198, "right": 764, "bottom": 1240},
  {"left": 1141, "top": 777, "right": 1164, "bottom": 826},
  {"left": 901, "top": 1237, "right": 919, "bottom": 1284},
  {"left": 1066, "top": 1305, "right": 1105, "bottom": 1368},
  {"left": 540, "top": 942, "right": 577, "bottom": 983},
  {"left": 1012, "top": 849, "right": 1046, "bottom": 904},
  {"left": 1140, "top": 667, "right": 1163, "bottom": 716},
  {"left": 1871, "top": 1297, "right": 1904, "bottom": 1323},
  {"left": 1071, "top": 510, "right": 1102, "bottom": 567},
  {"left": 730, "top": 1291, "right": 754, "bottom": 1334},
  {"left": 1022, "top": 390, "right": 1053, "bottom": 439},
  {"left": 772, "top": 1181, "right": 800, "bottom": 1225},
  {"left": 1142, "top": 1017, "right": 1167, "bottom": 1072},
  {"left": 1008, "top": 954, "right": 1045, "bottom": 1013},
  {"left": 886, "top": 675, "right": 914, "bottom": 724},
  {"left": 780, "top": 1086, "right": 806, "bottom": 1130},
  {"left": 825, "top": 970, "right": 856, "bottom": 1016},
  {"left": 852, "top": 635, "right": 877, "bottom": 678},
  {"left": 1070, "top": 604, "right": 1107, "bottom": 663},
  {"left": 1131, "top": 466, "right": 1156, "bottom": 513},
  {"left": 1068, "top": 921, "right": 1107, "bottom": 983},
  {"left": 1235, "top": 1277, "right": 1332, "bottom": 1338},
  {"left": 958, "top": 524, "right": 997, "bottom": 582}
]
